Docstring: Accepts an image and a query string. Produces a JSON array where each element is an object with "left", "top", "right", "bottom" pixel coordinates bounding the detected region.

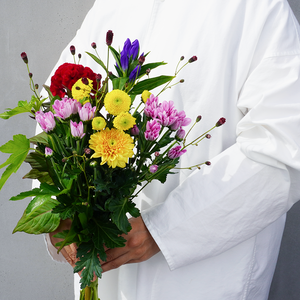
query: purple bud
[
  {"left": 81, "top": 77, "right": 89, "bottom": 85},
  {"left": 196, "top": 115, "right": 202, "bottom": 122},
  {"left": 216, "top": 117, "right": 226, "bottom": 127},
  {"left": 206, "top": 134, "right": 211, "bottom": 139},
  {"left": 205, "top": 161, "right": 211, "bottom": 166},
  {"left": 70, "top": 45, "right": 76, "bottom": 55},
  {"left": 129, "top": 40, "right": 139, "bottom": 60},
  {"left": 130, "top": 125, "right": 140, "bottom": 136},
  {"left": 155, "top": 152, "right": 160, "bottom": 157},
  {"left": 29, "top": 73, "right": 33, "bottom": 78},
  {"left": 96, "top": 74, "right": 102, "bottom": 83},
  {"left": 180, "top": 56, "right": 184, "bottom": 61},
  {"left": 78, "top": 53, "right": 82, "bottom": 59},
  {"left": 45, "top": 147, "right": 53, "bottom": 157},
  {"left": 188, "top": 56, "right": 197, "bottom": 63},
  {"left": 146, "top": 68, "right": 151, "bottom": 75},
  {"left": 175, "top": 128, "right": 185, "bottom": 141},
  {"left": 139, "top": 53, "right": 145, "bottom": 65},
  {"left": 84, "top": 148, "right": 91, "bottom": 155},
  {"left": 106, "top": 30, "right": 114, "bottom": 46},
  {"left": 21, "top": 52, "right": 28, "bottom": 64},
  {"left": 149, "top": 165, "right": 158, "bottom": 173},
  {"left": 91, "top": 42, "right": 97, "bottom": 49}
]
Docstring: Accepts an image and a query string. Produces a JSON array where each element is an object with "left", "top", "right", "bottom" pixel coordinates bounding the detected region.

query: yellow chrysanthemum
[
  {"left": 89, "top": 128, "right": 134, "bottom": 168},
  {"left": 104, "top": 89, "right": 131, "bottom": 115},
  {"left": 92, "top": 117, "right": 106, "bottom": 130},
  {"left": 113, "top": 112, "right": 136, "bottom": 131},
  {"left": 71, "top": 78, "right": 93, "bottom": 101},
  {"left": 141, "top": 90, "right": 152, "bottom": 103}
]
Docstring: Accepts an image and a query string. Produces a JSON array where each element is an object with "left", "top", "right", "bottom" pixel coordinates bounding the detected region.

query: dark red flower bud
[
  {"left": 139, "top": 55, "right": 145, "bottom": 65},
  {"left": 81, "top": 77, "right": 89, "bottom": 85},
  {"left": 70, "top": 45, "right": 76, "bottom": 55},
  {"left": 188, "top": 56, "right": 197, "bottom": 63},
  {"left": 29, "top": 73, "right": 33, "bottom": 78},
  {"left": 78, "top": 53, "right": 82, "bottom": 59},
  {"left": 180, "top": 79, "right": 184, "bottom": 83},
  {"left": 91, "top": 42, "right": 97, "bottom": 49},
  {"left": 196, "top": 115, "right": 202, "bottom": 122},
  {"left": 180, "top": 56, "right": 185, "bottom": 61},
  {"left": 96, "top": 74, "right": 102, "bottom": 83},
  {"left": 84, "top": 148, "right": 91, "bottom": 155},
  {"left": 206, "top": 134, "right": 211, "bottom": 139},
  {"left": 21, "top": 52, "right": 28, "bottom": 64},
  {"left": 205, "top": 161, "right": 211, "bottom": 166},
  {"left": 106, "top": 30, "right": 114, "bottom": 46},
  {"left": 216, "top": 117, "right": 226, "bottom": 127},
  {"left": 146, "top": 68, "right": 151, "bottom": 75},
  {"left": 35, "top": 84, "right": 39, "bottom": 90}
]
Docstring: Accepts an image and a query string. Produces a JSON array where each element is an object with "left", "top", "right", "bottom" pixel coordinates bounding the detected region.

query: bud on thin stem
[
  {"left": 70, "top": 45, "right": 76, "bottom": 55},
  {"left": 21, "top": 52, "right": 28, "bottom": 64},
  {"left": 188, "top": 56, "right": 197, "bottom": 63},
  {"left": 106, "top": 30, "right": 114, "bottom": 46}
]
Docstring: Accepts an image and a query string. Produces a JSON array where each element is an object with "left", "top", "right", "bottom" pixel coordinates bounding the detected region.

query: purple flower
[
  {"left": 168, "top": 145, "right": 187, "bottom": 159},
  {"left": 129, "top": 40, "right": 139, "bottom": 60},
  {"left": 120, "top": 49, "right": 129, "bottom": 71},
  {"left": 130, "top": 125, "right": 140, "bottom": 136},
  {"left": 156, "top": 101, "right": 178, "bottom": 127},
  {"left": 36, "top": 111, "right": 56, "bottom": 133},
  {"left": 175, "top": 128, "right": 185, "bottom": 141},
  {"left": 144, "top": 120, "right": 161, "bottom": 141},
  {"left": 53, "top": 97, "right": 79, "bottom": 119},
  {"left": 144, "top": 94, "right": 159, "bottom": 118},
  {"left": 129, "top": 65, "right": 141, "bottom": 82},
  {"left": 70, "top": 120, "right": 85, "bottom": 139},
  {"left": 149, "top": 165, "right": 158, "bottom": 173},
  {"left": 170, "top": 110, "right": 192, "bottom": 130},
  {"left": 78, "top": 102, "right": 96, "bottom": 121},
  {"left": 45, "top": 147, "right": 53, "bottom": 157}
]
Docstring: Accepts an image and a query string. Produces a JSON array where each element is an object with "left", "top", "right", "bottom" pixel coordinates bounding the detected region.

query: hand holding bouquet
[{"left": 0, "top": 30, "right": 225, "bottom": 299}]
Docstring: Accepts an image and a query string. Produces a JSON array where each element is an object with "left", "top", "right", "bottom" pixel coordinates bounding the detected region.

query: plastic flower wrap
[{"left": 0, "top": 31, "right": 226, "bottom": 297}]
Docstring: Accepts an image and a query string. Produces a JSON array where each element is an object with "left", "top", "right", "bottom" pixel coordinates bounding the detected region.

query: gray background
[{"left": 0, "top": 1, "right": 299, "bottom": 299}]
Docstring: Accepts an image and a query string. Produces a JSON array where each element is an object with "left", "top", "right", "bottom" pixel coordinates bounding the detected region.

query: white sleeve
[{"left": 142, "top": 52, "right": 300, "bottom": 270}]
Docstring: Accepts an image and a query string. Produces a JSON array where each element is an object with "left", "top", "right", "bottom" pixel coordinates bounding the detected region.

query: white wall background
[{"left": 0, "top": 1, "right": 299, "bottom": 299}]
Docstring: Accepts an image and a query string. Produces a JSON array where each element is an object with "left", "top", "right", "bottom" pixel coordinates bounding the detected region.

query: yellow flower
[
  {"left": 71, "top": 78, "right": 93, "bottom": 101},
  {"left": 113, "top": 112, "right": 136, "bottom": 131},
  {"left": 89, "top": 128, "right": 134, "bottom": 168},
  {"left": 141, "top": 90, "right": 152, "bottom": 103},
  {"left": 92, "top": 117, "right": 106, "bottom": 130},
  {"left": 104, "top": 89, "right": 131, "bottom": 115}
]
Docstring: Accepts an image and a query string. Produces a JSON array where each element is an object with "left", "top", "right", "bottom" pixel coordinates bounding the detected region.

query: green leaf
[
  {"left": 130, "top": 75, "right": 175, "bottom": 95},
  {"left": 10, "top": 182, "right": 66, "bottom": 201},
  {"left": 29, "top": 132, "right": 49, "bottom": 145},
  {"left": 0, "top": 100, "right": 33, "bottom": 119},
  {"left": 0, "top": 134, "right": 30, "bottom": 190},
  {"left": 75, "top": 242, "right": 104, "bottom": 289},
  {"left": 85, "top": 52, "right": 109, "bottom": 73},
  {"left": 13, "top": 195, "right": 60, "bottom": 234},
  {"left": 112, "top": 77, "right": 129, "bottom": 90}
]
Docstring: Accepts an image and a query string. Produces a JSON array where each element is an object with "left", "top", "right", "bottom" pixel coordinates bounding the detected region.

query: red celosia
[{"left": 50, "top": 63, "right": 99, "bottom": 98}]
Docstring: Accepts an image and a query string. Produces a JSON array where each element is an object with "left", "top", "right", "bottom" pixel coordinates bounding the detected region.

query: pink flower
[
  {"left": 144, "top": 94, "right": 159, "bottom": 118},
  {"left": 70, "top": 120, "right": 85, "bottom": 139},
  {"left": 170, "top": 110, "right": 191, "bottom": 130},
  {"left": 175, "top": 128, "right": 185, "bottom": 140},
  {"left": 168, "top": 145, "right": 187, "bottom": 159},
  {"left": 78, "top": 102, "right": 96, "bottom": 121},
  {"left": 130, "top": 125, "right": 140, "bottom": 136},
  {"left": 156, "top": 101, "right": 178, "bottom": 127},
  {"left": 144, "top": 120, "right": 161, "bottom": 141},
  {"left": 53, "top": 97, "right": 79, "bottom": 119},
  {"left": 45, "top": 147, "right": 53, "bottom": 157},
  {"left": 149, "top": 165, "right": 158, "bottom": 173},
  {"left": 35, "top": 111, "right": 56, "bottom": 133}
]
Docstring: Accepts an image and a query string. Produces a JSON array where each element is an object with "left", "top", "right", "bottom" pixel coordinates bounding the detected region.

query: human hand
[
  {"left": 49, "top": 219, "right": 78, "bottom": 268},
  {"left": 101, "top": 216, "right": 160, "bottom": 272}
]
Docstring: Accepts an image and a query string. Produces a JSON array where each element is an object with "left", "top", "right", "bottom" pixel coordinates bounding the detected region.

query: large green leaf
[
  {"left": 130, "top": 75, "right": 175, "bottom": 95},
  {"left": 0, "top": 100, "right": 33, "bottom": 119},
  {"left": 10, "top": 182, "right": 66, "bottom": 201},
  {"left": 0, "top": 134, "right": 30, "bottom": 190},
  {"left": 13, "top": 195, "right": 60, "bottom": 234},
  {"left": 29, "top": 132, "right": 49, "bottom": 145}
]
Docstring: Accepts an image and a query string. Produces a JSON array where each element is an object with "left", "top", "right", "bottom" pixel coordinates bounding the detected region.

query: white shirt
[{"left": 45, "top": 0, "right": 300, "bottom": 299}]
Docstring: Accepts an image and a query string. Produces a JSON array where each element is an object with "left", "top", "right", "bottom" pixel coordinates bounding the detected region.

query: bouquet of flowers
[{"left": 0, "top": 30, "right": 225, "bottom": 299}]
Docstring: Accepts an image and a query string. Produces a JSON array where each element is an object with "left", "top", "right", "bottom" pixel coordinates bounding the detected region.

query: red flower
[{"left": 50, "top": 63, "right": 99, "bottom": 98}]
